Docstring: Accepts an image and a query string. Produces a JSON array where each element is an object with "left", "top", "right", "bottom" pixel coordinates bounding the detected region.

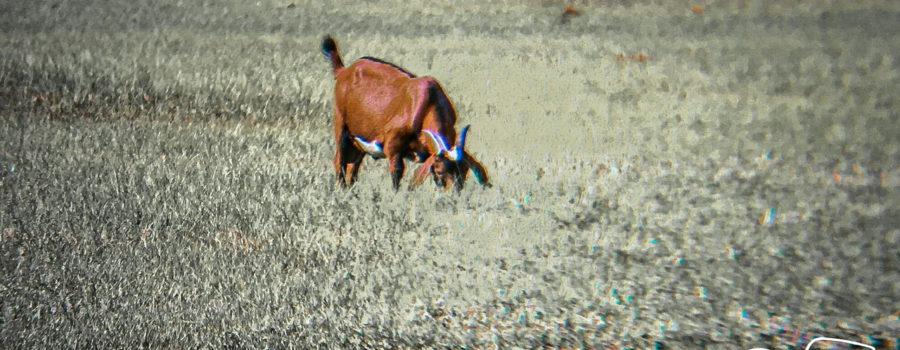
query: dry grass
[{"left": 1, "top": 0, "right": 898, "bottom": 348}]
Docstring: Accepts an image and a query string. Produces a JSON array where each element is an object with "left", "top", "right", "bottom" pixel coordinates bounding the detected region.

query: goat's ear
[
  {"left": 409, "top": 157, "right": 435, "bottom": 189},
  {"left": 464, "top": 152, "right": 491, "bottom": 187}
]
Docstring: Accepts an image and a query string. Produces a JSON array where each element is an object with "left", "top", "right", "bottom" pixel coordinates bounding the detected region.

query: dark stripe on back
[{"left": 360, "top": 56, "right": 416, "bottom": 78}]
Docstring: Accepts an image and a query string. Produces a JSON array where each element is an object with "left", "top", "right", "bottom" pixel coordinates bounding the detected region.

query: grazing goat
[{"left": 321, "top": 36, "right": 490, "bottom": 191}]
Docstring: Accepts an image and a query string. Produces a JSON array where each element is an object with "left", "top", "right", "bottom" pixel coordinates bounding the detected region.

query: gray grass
[{"left": 1, "top": 1, "right": 898, "bottom": 348}]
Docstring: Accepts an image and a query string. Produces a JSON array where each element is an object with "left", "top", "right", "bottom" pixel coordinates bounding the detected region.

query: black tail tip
[{"left": 321, "top": 35, "right": 338, "bottom": 57}]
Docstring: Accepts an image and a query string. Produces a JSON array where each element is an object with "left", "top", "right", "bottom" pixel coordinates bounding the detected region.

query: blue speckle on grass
[
  {"left": 730, "top": 247, "right": 740, "bottom": 260},
  {"left": 867, "top": 335, "right": 883, "bottom": 346},
  {"left": 669, "top": 321, "right": 680, "bottom": 331},
  {"left": 591, "top": 245, "right": 600, "bottom": 252},
  {"left": 764, "top": 207, "right": 776, "bottom": 225},
  {"left": 497, "top": 289, "right": 506, "bottom": 296},
  {"left": 647, "top": 238, "right": 658, "bottom": 244},
  {"left": 610, "top": 289, "right": 618, "bottom": 296},
  {"left": 523, "top": 195, "right": 531, "bottom": 203}
]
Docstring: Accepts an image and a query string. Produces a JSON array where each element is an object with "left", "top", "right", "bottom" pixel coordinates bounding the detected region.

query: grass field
[{"left": 1, "top": 0, "right": 898, "bottom": 348}]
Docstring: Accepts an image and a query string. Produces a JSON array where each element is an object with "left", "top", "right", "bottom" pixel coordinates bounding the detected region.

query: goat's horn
[
  {"left": 423, "top": 129, "right": 448, "bottom": 156},
  {"left": 447, "top": 125, "right": 469, "bottom": 162}
]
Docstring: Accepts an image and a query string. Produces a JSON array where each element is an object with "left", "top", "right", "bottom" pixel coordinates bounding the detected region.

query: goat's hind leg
[
  {"left": 345, "top": 149, "right": 365, "bottom": 185},
  {"left": 332, "top": 106, "right": 349, "bottom": 186},
  {"left": 334, "top": 128, "right": 363, "bottom": 187}
]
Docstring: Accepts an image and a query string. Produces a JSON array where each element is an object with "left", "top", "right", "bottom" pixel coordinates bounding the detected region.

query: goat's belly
[
  {"left": 351, "top": 135, "right": 386, "bottom": 159},
  {"left": 350, "top": 134, "right": 427, "bottom": 162}
]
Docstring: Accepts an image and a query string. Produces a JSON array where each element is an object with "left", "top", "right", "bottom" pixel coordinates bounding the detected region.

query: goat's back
[{"left": 334, "top": 58, "right": 429, "bottom": 140}]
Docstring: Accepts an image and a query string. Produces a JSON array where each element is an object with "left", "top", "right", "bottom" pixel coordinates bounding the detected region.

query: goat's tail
[{"left": 321, "top": 35, "right": 344, "bottom": 76}]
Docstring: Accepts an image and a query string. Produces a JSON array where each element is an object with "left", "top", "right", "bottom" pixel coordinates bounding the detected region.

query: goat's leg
[
  {"left": 332, "top": 107, "right": 368, "bottom": 187},
  {"left": 333, "top": 148, "right": 347, "bottom": 187},
  {"left": 332, "top": 108, "right": 349, "bottom": 186},
  {"left": 337, "top": 133, "right": 366, "bottom": 186},
  {"left": 383, "top": 138, "right": 408, "bottom": 190},
  {"left": 333, "top": 137, "right": 353, "bottom": 186},
  {"left": 387, "top": 154, "right": 405, "bottom": 191},
  {"left": 345, "top": 150, "right": 365, "bottom": 185}
]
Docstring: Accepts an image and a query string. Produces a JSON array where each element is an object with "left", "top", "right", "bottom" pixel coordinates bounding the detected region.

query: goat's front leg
[
  {"left": 388, "top": 154, "right": 405, "bottom": 191},
  {"left": 383, "top": 137, "right": 408, "bottom": 191}
]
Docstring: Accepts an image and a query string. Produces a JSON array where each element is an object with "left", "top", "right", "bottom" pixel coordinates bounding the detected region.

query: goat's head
[{"left": 413, "top": 125, "right": 490, "bottom": 191}]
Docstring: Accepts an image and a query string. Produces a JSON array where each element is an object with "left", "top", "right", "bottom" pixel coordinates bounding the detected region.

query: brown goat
[{"left": 321, "top": 36, "right": 490, "bottom": 191}]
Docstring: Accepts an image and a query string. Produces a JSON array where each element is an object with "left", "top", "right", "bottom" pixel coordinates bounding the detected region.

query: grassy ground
[{"left": 1, "top": 0, "right": 898, "bottom": 348}]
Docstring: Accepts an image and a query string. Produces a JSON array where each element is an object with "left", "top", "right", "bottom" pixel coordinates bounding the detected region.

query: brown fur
[{"left": 322, "top": 36, "right": 490, "bottom": 190}]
